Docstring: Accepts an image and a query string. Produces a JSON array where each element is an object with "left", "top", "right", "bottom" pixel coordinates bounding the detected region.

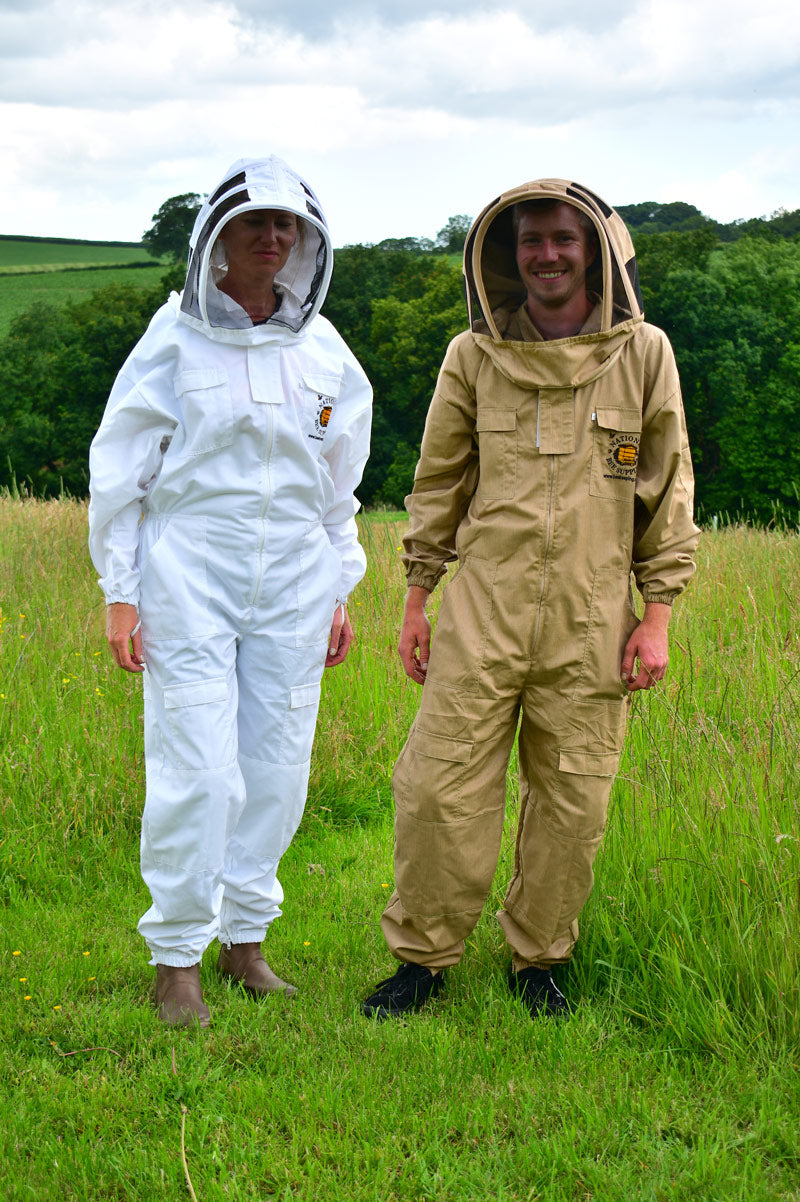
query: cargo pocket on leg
[
  {"left": 280, "top": 681, "right": 322, "bottom": 764},
  {"left": 550, "top": 748, "right": 619, "bottom": 932},
  {"left": 393, "top": 725, "right": 504, "bottom": 917},
  {"left": 163, "top": 677, "right": 234, "bottom": 771}
]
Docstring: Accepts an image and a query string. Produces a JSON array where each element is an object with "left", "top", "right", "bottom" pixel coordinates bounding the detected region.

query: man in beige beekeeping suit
[{"left": 362, "top": 179, "right": 699, "bottom": 1020}]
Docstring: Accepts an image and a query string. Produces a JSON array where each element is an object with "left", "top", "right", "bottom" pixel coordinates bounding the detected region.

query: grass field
[
  {"left": 0, "top": 237, "right": 165, "bottom": 337},
  {"left": 2, "top": 497, "right": 799, "bottom": 1200}
]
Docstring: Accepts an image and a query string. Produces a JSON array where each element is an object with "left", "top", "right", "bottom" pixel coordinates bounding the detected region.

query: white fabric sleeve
[
  {"left": 88, "top": 373, "right": 178, "bottom": 607},
  {"left": 320, "top": 355, "right": 372, "bottom": 601}
]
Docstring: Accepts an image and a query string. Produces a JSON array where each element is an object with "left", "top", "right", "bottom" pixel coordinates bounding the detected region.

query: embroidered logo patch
[
  {"left": 604, "top": 433, "right": 639, "bottom": 480},
  {"left": 309, "top": 395, "right": 335, "bottom": 442}
]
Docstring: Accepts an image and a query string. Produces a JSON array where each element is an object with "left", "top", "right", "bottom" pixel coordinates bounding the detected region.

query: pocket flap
[
  {"left": 290, "top": 683, "right": 322, "bottom": 709},
  {"left": 163, "top": 678, "right": 228, "bottom": 709},
  {"left": 175, "top": 367, "right": 227, "bottom": 396},
  {"left": 301, "top": 372, "right": 342, "bottom": 398},
  {"left": 476, "top": 409, "right": 517, "bottom": 433},
  {"left": 559, "top": 749, "right": 620, "bottom": 777},
  {"left": 413, "top": 730, "right": 473, "bottom": 763},
  {"left": 594, "top": 407, "right": 642, "bottom": 433}
]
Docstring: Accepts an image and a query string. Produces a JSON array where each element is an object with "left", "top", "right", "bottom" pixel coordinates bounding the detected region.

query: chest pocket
[
  {"left": 299, "top": 371, "right": 342, "bottom": 452},
  {"left": 175, "top": 367, "right": 234, "bottom": 457},
  {"left": 590, "top": 407, "right": 642, "bottom": 501},
  {"left": 476, "top": 409, "right": 517, "bottom": 500}
]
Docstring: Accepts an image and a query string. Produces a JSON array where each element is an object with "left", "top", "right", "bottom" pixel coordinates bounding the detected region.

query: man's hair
[{"left": 511, "top": 198, "right": 597, "bottom": 248}]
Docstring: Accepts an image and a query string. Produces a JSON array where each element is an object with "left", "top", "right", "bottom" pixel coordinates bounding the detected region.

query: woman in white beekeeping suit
[{"left": 88, "top": 157, "right": 372, "bottom": 1028}]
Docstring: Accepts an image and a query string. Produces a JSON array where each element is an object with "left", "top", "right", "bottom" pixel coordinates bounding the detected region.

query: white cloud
[{"left": 0, "top": 0, "right": 797, "bottom": 242}]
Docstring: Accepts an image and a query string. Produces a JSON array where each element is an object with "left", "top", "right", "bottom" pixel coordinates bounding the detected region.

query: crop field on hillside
[
  {"left": 0, "top": 237, "right": 165, "bottom": 336},
  {"left": 1, "top": 497, "right": 799, "bottom": 1199},
  {"left": 0, "top": 237, "right": 154, "bottom": 270}
]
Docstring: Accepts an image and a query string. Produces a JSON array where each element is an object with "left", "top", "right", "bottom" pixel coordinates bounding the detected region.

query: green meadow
[
  {"left": 1, "top": 496, "right": 799, "bottom": 1200},
  {"left": 0, "top": 238, "right": 165, "bottom": 336}
]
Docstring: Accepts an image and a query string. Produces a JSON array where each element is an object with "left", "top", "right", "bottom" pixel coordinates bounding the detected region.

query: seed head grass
[{"left": 2, "top": 494, "right": 799, "bottom": 1199}]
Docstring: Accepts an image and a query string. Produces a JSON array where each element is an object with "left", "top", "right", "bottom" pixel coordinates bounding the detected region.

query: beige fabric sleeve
[
  {"left": 401, "top": 333, "right": 481, "bottom": 592},
  {"left": 632, "top": 329, "right": 700, "bottom": 603}
]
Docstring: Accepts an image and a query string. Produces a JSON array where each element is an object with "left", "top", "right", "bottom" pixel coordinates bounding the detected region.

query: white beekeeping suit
[{"left": 89, "top": 157, "right": 372, "bottom": 975}]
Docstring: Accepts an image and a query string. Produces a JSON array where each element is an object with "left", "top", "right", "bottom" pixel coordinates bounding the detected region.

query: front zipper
[
  {"left": 531, "top": 453, "right": 556, "bottom": 656},
  {"left": 249, "top": 398, "right": 275, "bottom": 607}
]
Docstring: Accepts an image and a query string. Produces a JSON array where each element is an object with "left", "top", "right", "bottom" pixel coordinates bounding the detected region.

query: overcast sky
[{"left": 2, "top": 0, "right": 799, "bottom": 246}]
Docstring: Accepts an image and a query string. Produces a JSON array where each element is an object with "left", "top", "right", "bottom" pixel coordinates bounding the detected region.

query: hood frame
[
  {"left": 179, "top": 156, "right": 334, "bottom": 344},
  {"left": 464, "top": 178, "right": 643, "bottom": 342}
]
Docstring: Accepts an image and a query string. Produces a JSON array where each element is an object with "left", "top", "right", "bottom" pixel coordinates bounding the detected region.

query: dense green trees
[
  {"left": 434, "top": 214, "right": 472, "bottom": 254},
  {"left": 323, "top": 250, "right": 465, "bottom": 505},
  {"left": 0, "top": 268, "right": 184, "bottom": 495},
  {"left": 617, "top": 201, "right": 711, "bottom": 235},
  {"left": 641, "top": 235, "right": 800, "bottom": 519},
  {"left": 1, "top": 208, "right": 799, "bottom": 523},
  {"left": 141, "top": 193, "right": 202, "bottom": 262}
]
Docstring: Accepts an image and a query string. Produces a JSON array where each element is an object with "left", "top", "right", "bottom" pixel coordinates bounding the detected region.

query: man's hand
[
  {"left": 621, "top": 601, "right": 671, "bottom": 692},
  {"left": 325, "top": 603, "right": 353, "bottom": 668},
  {"left": 399, "top": 585, "right": 431, "bottom": 685},
  {"left": 106, "top": 602, "right": 144, "bottom": 673}
]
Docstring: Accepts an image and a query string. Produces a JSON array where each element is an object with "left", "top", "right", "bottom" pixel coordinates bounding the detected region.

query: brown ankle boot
[
  {"left": 217, "top": 942, "right": 297, "bottom": 998},
  {"left": 154, "top": 964, "right": 211, "bottom": 1028}
]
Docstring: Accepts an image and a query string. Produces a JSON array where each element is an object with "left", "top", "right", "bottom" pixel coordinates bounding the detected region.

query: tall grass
[
  {"left": 2, "top": 496, "right": 799, "bottom": 1199},
  {"left": 316, "top": 518, "right": 800, "bottom": 1052},
  {"left": 579, "top": 530, "right": 800, "bottom": 1050}
]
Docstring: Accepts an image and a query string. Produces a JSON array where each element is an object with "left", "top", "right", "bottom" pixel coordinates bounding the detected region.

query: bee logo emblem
[
  {"left": 310, "top": 394, "right": 335, "bottom": 442},
  {"left": 604, "top": 432, "right": 639, "bottom": 480},
  {"left": 612, "top": 442, "right": 638, "bottom": 468}
]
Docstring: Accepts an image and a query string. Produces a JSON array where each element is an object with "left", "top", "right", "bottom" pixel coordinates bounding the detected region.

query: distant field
[
  {"left": 0, "top": 265, "right": 168, "bottom": 336},
  {"left": 0, "top": 237, "right": 159, "bottom": 271},
  {"left": 0, "top": 237, "right": 168, "bottom": 336}
]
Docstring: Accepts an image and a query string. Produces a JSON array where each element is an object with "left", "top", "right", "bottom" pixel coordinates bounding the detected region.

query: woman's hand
[
  {"left": 325, "top": 603, "right": 353, "bottom": 668},
  {"left": 106, "top": 602, "right": 145, "bottom": 673}
]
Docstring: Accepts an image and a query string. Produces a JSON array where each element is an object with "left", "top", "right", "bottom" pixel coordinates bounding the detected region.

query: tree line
[{"left": 1, "top": 199, "right": 799, "bottom": 523}]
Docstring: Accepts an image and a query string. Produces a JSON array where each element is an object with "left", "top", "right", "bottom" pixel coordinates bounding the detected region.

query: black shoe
[
  {"left": 508, "top": 965, "right": 571, "bottom": 1019},
  {"left": 361, "top": 962, "right": 444, "bottom": 1019}
]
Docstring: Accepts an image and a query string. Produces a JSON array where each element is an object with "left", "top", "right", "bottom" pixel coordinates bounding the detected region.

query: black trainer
[
  {"left": 361, "top": 962, "right": 444, "bottom": 1019},
  {"left": 508, "top": 965, "right": 571, "bottom": 1019}
]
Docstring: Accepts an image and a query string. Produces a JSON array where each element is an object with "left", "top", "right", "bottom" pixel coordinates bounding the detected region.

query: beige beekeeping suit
[{"left": 381, "top": 179, "right": 699, "bottom": 969}]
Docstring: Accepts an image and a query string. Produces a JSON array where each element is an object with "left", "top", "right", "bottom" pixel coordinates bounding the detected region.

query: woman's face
[{"left": 218, "top": 209, "right": 298, "bottom": 285}]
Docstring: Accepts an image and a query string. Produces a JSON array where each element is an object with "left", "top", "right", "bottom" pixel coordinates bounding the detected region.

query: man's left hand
[
  {"left": 621, "top": 602, "right": 671, "bottom": 692},
  {"left": 325, "top": 603, "right": 353, "bottom": 668}
]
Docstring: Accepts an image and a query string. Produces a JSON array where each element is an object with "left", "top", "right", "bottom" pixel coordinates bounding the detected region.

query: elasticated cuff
[
  {"left": 641, "top": 591, "right": 677, "bottom": 606},
  {"left": 405, "top": 570, "right": 441, "bottom": 593}
]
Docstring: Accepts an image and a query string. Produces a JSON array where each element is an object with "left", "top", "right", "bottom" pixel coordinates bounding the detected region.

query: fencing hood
[
  {"left": 463, "top": 178, "right": 645, "bottom": 389},
  {"left": 179, "top": 156, "right": 332, "bottom": 343}
]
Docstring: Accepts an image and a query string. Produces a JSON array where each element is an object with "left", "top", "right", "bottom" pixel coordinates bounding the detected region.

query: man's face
[{"left": 515, "top": 203, "right": 596, "bottom": 312}]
